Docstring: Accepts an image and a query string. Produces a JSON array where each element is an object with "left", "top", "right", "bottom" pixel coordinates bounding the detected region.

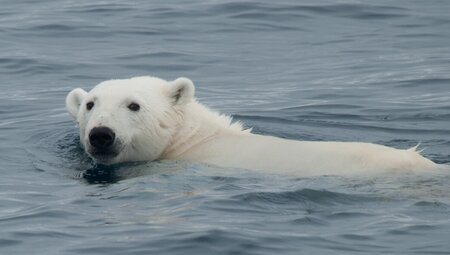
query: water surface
[{"left": 1, "top": 1, "right": 450, "bottom": 254}]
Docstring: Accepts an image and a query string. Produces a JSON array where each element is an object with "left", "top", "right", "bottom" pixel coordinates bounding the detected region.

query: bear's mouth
[
  {"left": 85, "top": 136, "right": 124, "bottom": 165},
  {"left": 89, "top": 148, "right": 120, "bottom": 164},
  {"left": 88, "top": 149, "right": 120, "bottom": 164}
]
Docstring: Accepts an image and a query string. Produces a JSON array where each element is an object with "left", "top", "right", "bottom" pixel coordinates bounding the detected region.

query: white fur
[{"left": 66, "top": 76, "right": 447, "bottom": 176}]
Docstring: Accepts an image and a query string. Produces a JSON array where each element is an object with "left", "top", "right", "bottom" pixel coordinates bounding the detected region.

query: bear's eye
[
  {"left": 128, "top": 102, "right": 140, "bottom": 111},
  {"left": 86, "top": 101, "right": 94, "bottom": 111}
]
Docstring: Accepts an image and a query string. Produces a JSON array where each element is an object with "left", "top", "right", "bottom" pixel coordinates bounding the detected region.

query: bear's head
[{"left": 65, "top": 76, "right": 195, "bottom": 165}]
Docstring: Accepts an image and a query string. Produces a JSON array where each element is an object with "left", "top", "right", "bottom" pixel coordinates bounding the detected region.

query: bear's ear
[
  {"left": 169, "top": 77, "right": 195, "bottom": 105},
  {"left": 66, "top": 88, "right": 88, "bottom": 119}
]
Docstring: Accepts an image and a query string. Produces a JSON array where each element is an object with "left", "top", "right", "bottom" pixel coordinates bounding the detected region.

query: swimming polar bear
[{"left": 66, "top": 76, "right": 446, "bottom": 176}]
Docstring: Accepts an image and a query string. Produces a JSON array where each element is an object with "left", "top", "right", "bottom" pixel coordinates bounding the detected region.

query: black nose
[{"left": 89, "top": 127, "right": 115, "bottom": 150}]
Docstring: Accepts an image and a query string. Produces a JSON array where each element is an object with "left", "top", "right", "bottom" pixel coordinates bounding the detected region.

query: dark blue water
[{"left": 1, "top": 1, "right": 450, "bottom": 254}]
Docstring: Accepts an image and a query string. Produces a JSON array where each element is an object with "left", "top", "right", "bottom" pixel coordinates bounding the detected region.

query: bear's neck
[{"left": 161, "top": 101, "right": 249, "bottom": 159}]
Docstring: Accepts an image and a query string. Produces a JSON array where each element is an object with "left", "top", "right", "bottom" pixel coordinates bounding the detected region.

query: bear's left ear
[
  {"left": 66, "top": 88, "right": 88, "bottom": 119},
  {"left": 169, "top": 77, "right": 195, "bottom": 105}
]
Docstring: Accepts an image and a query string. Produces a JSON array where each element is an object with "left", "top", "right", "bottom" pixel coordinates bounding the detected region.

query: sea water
[{"left": 1, "top": 1, "right": 450, "bottom": 254}]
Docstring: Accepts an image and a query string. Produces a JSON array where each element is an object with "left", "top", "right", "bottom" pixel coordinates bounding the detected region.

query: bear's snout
[{"left": 89, "top": 127, "right": 116, "bottom": 150}]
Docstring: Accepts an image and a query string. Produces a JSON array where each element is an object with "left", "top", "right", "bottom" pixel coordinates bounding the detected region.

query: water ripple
[{"left": 232, "top": 189, "right": 383, "bottom": 206}]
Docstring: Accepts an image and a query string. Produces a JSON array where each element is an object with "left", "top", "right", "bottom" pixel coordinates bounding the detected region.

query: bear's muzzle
[{"left": 89, "top": 126, "right": 115, "bottom": 150}]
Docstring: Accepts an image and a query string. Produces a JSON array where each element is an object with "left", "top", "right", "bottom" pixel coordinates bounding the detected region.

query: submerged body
[
  {"left": 66, "top": 76, "right": 445, "bottom": 176},
  {"left": 161, "top": 102, "right": 439, "bottom": 175}
]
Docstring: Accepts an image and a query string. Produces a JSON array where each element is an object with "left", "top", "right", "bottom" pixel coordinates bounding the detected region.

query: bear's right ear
[{"left": 66, "top": 88, "right": 88, "bottom": 119}]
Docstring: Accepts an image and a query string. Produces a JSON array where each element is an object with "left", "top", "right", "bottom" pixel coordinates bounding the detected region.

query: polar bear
[{"left": 66, "top": 76, "right": 446, "bottom": 176}]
